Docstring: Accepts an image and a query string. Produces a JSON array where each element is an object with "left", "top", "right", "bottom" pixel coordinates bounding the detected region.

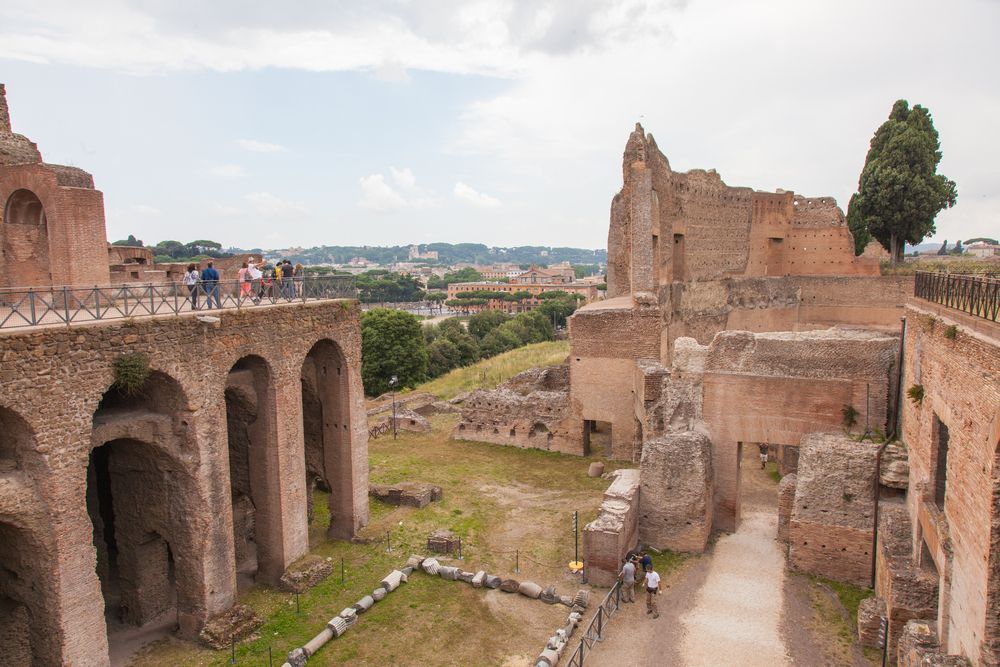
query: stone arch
[
  {"left": 0, "top": 406, "right": 60, "bottom": 666},
  {"left": 224, "top": 355, "right": 285, "bottom": 587},
  {"left": 301, "top": 338, "right": 355, "bottom": 540},
  {"left": 2, "top": 188, "right": 52, "bottom": 288},
  {"left": 88, "top": 370, "right": 208, "bottom": 648}
]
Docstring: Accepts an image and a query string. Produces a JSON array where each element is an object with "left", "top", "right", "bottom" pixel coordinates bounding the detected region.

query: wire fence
[
  {"left": 0, "top": 275, "right": 357, "bottom": 330},
  {"left": 914, "top": 271, "right": 1000, "bottom": 322}
]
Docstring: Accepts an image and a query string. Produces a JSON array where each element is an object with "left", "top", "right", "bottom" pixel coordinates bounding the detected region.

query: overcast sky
[{"left": 1, "top": 0, "right": 996, "bottom": 250}]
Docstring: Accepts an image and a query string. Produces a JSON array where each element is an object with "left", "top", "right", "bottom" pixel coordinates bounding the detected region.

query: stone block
[
  {"left": 405, "top": 554, "right": 426, "bottom": 569},
  {"left": 389, "top": 408, "right": 431, "bottom": 432},
  {"left": 472, "top": 571, "right": 486, "bottom": 588},
  {"left": 639, "top": 429, "right": 713, "bottom": 553},
  {"left": 540, "top": 585, "right": 561, "bottom": 604},
  {"left": 880, "top": 441, "right": 908, "bottom": 490},
  {"left": 573, "top": 590, "right": 590, "bottom": 609},
  {"left": 303, "top": 627, "right": 334, "bottom": 657},
  {"left": 279, "top": 555, "right": 334, "bottom": 593},
  {"left": 287, "top": 647, "right": 308, "bottom": 667},
  {"left": 484, "top": 575, "right": 502, "bottom": 589},
  {"left": 352, "top": 595, "right": 374, "bottom": 614},
  {"left": 370, "top": 482, "right": 442, "bottom": 509},
  {"left": 372, "top": 588, "right": 387, "bottom": 602},
  {"left": 339, "top": 608, "right": 357, "bottom": 625},
  {"left": 327, "top": 616, "right": 349, "bottom": 638},
  {"left": 896, "top": 619, "right": 969, "bottom": 667},
  {"left": 857, "top": 597, "right": 886, "bottom": 649},
  {"left": 421, "top": 557, "right": 441, "bottom": 575},
  {"left": 380, "top": 569, "right": 406, "bottom": 592},
  {"left": 518, "top": 581, "right": 543, "bottom": 599},
  {"left": 559, "top": 595, "right": 573, "bottom": 607},
  {"left": 500, "top": 579, "right": 520, "bottom": 593},
  {"left": 457, "top": 571, "right": 476, "bottom": 583},
  {"left": 438, "top": 566, "right": 460, "bottom": 581},
  {"left": 535, "top": 648, "right": 560, "bottom": 666},
  {"left": 588, "top": 461, "right": 605, "bottom": 477},
  {"left": 198, "top": 604, "right": 264, "bottom": 650},
  {"left": 427, "top": 529, "right": 460, "bottom": 554}
]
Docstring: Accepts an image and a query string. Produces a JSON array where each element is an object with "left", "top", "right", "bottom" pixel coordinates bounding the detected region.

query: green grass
[
  {"left": 813, "top": 576, "right": 872, "bottom": 625},
  {"left": 134, "top": 412, "right": 631, "bottom": 666},
  {"left": 766, "top": 461, "right": 782, "bottom": 483},
  {"left": 414, "top": 340, "right": 570, "bottom": 400}
]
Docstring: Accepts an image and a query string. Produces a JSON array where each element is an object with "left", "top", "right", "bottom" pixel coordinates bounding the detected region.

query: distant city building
[
  {"left": 509, "top": 265, "right": 575, "bottom": 285},
  {"left": 967, "top": 242, "right": 1000, "bottom": 258},
  {"left": 407, "top": 245, "right": 439, "bottom": 261}
]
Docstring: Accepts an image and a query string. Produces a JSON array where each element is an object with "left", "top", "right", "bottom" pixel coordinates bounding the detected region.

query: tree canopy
[
  {"left": 846, "top": 100, "right": 957, "bottom": 263},
  {"left": 360, "top": 309, "right": 428, "bottom": 396}
]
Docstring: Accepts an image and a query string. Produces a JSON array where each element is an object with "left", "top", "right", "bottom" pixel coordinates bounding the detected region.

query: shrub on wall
[{"left": 112, "top": 353, "right": 150, "bottom": 396}]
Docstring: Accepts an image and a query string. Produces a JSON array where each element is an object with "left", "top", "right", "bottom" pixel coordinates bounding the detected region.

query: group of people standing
[
  {"left": 619, "top": 550, "right": 662, "bottom": 618},
  {"left": 181, "top": 258, "right": 305, "bottom": 309}
]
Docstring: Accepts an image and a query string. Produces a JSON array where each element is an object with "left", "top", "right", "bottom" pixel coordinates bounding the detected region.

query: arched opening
[
  {"left": 301, "top": 339, "right": 354, "bottom": 542},
  {"left": 2, "top": 188, "right": 52, "bottom": 287},
  {"left": 89, "top": 371, "right": 201, "bottom": 657},
  {"left": 0, "top": 521, "right": 45, "bottom": 666},
  {"left": 0, "top": 405, "right": 34, "bottom": 473},
  {"left": 225, "top": 356, "right": 283, "bottom": 588}
]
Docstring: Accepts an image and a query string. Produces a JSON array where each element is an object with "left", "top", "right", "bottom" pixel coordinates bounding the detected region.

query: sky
[{"left": 1, "top": 0, "right": 997, "bottom": 251}]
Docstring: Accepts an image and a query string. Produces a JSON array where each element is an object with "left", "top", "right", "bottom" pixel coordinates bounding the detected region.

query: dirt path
[{"left": 588, "top": 450, "right": 794, "bottom": 666}]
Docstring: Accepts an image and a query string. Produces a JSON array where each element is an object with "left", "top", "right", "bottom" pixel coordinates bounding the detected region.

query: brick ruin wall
[
  {"left": 582, "top": 469, "right": 641, "bottom": 586},
  {"left": 699, "top": 328, "right": 898, "bottom": 531},
  {"left": 0, "top": 300, "right": 369, "bottom": 666},
  {"left": 899, "top": 301, "right": 1000, "bottom": 665},
  {"left": 787, "top": 432, "right": 878, "bottom": 586},
  {"left": 452, "top": 364, "right": 583, "bottom": 455}
]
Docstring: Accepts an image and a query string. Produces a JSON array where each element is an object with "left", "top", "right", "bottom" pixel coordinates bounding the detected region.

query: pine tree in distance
[{"left": 847, "top": 100, "right": 957, "bottom": 264}]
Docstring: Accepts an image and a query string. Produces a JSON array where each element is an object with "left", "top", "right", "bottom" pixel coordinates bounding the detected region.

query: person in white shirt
[
  {"left": 182, "top": 263, "right": 200, "bottom": 310},
  {"left": 644, "top": 569, "right": 661, "bottom": 618}
]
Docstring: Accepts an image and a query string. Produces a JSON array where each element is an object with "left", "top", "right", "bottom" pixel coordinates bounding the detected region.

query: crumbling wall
[
  {"left": 639, "top": 428, "right": 713, "bottom": 553},
  {"left": 453, "top": 364, "right": 579, "bottom": 454},
  {"left": 788, "top": 433, "right": 878, "bottom": 585},
  {"left": 583, "top": 469, "right": 641, "bottom": 586},
  {"left": 777, "top": 473, "right": 797, "bottom": 543}
]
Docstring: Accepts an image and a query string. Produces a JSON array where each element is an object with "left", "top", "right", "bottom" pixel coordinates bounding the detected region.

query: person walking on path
[
  {"left": 644, "top": 568, "right": 661, "bottom": 618},
  {"left": 238, "top": 261, "right": 252, "bottom": 299},
  {"left": 248, "top": 259, "right": 263, "bottom": 303},
  {"left": 182, "top": 263, "right": 200, "bottom": 310},
  {"left": 620, "top": 557, "right": 636, "bottom": 604},
  {"left": 640, "top": 551, "right": 653, "bottom": 573},
  {"left": 201, "top": 261, "right": 221, "bottom": 309},
  {"left": 293, "top": 262, "right": 304, "bottom": 297},
  {"left": 759, "top": 444, "right": 768, "bottom": 469}
]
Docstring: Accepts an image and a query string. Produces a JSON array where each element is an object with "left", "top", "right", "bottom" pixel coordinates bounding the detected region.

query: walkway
[{"left": 587, "top": 451, "right": 794, "bottom": 666}]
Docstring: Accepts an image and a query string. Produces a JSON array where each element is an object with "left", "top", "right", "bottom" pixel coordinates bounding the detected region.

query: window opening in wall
[
  {"left": 582, "top": 419, "right": 612, "bottom": 457},
  {"left": 933, "top": 415, "right": 950, "bottom": 510}
]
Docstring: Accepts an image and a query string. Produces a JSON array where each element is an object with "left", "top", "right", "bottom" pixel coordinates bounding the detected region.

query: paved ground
[{"left": 587, "top": 450, "right": 840, "bottom": 667}]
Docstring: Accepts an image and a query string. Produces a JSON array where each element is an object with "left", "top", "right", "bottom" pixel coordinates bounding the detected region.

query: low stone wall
[
  {"left": 875, "top": 503, "right": 940, "bottom": 664},
  {"left": 777, "top": 473, "right": 797, "bottom": 543},
  {"left": 788, "top": 432, "right": 878, "bottom": 586},
  {"left": 639, "top": 428, "right": 713, "bottom": 553},
  {"left": 582, "top": 469, "right": 640, "bottom": 587},
  {"left": 896, "top": 619, "right": 970, "bottom": 667}
]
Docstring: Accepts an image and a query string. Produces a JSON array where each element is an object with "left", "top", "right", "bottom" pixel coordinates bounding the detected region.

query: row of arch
[{"left": 0, "top": 337, "right": 357, "bottom": 665}]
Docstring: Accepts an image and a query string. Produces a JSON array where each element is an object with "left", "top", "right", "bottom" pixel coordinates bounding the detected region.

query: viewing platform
[{"left": 0, "top": 275, "right": 357, "bottom": 331}]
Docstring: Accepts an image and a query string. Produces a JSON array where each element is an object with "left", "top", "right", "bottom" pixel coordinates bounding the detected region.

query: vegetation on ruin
[
  {"left": 906, "top": 384, "right": 925, "bottom": 405},
  {"left": 846, "top": 99, "right": 957, "bottom": 263},
  {"left": 944, "top": 324, "right": 958, "bottom": 340},
  {"left": 111, "top": 353, "right": 150, "bottom": 396},
  {"left": 417, "top": 340, "right": 570, "bottom": 400},
  {"left": 841, "top": 404, "right": 859, "bottom": 430},
  {"left": 133, "top": 412, "right": 631, "bottom": 667},
  {"left": 807, "top": 575, "right": 877, "bottom": 665}
]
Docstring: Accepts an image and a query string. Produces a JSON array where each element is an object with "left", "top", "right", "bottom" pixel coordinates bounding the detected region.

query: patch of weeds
[
  {"left": 112, "top": 353, "right": 149, "bottom": 396},
  {"left": 907, "top": 384, "right": 925, "bottom": 405},
  {"left": 943, "top": 324, "right": 957, "bottom": 340},
  {"left": 842, "top": 404, "right": 859, "bottom": 430}
]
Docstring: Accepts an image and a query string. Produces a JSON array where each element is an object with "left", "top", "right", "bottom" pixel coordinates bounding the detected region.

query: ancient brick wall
[
  {"left": 788, "top": 433, "right": 878, "bottom": 586},
  {"left": 583, "top": 469, "right": 641, "bottom": 586},
  {"left": 639, "top": 429, "right": 713, "bottom": 552},
  {"left": 899, "top": 301, "right": 1000, "bottom": 665},
  {"left": 777, "top": 473, "right": 797, "bottom": 543},
  {"left": 0, "top": 300, "right": 368, "bottom": 666},
  {"left": 700, "top": 329, "right": 898, "bottom": 531}
]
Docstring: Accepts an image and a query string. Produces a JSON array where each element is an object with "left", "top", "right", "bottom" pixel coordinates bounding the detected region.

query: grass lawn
[
  {"left": 415, "top": 340, "right": 569, "bottom": 400},
  {"left": 133, "top": 407, "right": 630, "bottom": 667}
]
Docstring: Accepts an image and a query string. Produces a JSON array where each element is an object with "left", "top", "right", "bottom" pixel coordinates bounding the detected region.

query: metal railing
[
  {"left": 914, "top": 271, "right": 1000, "bottom": 322},
  {"left": 0, "top": 275, "right": 357, "bottom": 330},
  {"left": 564, "top": 581, "right": 623, "bottom": 667}
]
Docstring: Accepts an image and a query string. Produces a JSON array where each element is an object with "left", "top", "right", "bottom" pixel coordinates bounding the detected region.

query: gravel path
[{"left": 587, "top": 453, "right": 796, "bottom": 667}]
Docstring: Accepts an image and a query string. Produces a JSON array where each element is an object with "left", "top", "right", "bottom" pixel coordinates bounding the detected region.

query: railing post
[
  {"left": 28, "top": 288, "right": 36, "bottom": 326},
  {"left": 149, "top": 282, "right": 154, "bottom": 313},
  {"left": 174, "top": 282, "right": 179, "bottom": 315},
  {"left": 62, "top": 286, "right": 71, "bottom": 325},
  {"left": 94, "top": 285, "right": 101, "bottom": 320}
]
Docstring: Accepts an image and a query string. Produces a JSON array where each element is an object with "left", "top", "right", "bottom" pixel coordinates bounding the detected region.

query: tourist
[
  {"left": 640, "top": 551, "right": 652, "bottom": 573},
  {"left": 201, "top": 261, "right": 221, "bottom": 309},
  {"left": 248, "top": 259, "right": 264, "bottom": 304},
  {"left": 282, "top": 259, "right": 295, "bottom": 298},
  {"left": 182, "top": 263, "right": 200, "bottom": 310},
  {"left": 619, "top": 556, "right": 636, "bottom": 603},
  {"left": 293, "top": 262, "right": 305, "bottom": 297},
  {"left": 759, "top": 444, "right": 768, "bottom": 469},
  {"left": 238, "top": 261, "right": 252, "bottom": 299},
  {"left": 644, "top": 568, "right": 661, "bottom": 618}
]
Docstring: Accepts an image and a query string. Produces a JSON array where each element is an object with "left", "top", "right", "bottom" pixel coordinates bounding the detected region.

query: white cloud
[
  {"left": 209, "top": 203, "right": 242, "bottom": 217},
  {"left": 237, "top": 138, "right": 286, "bottom": 153},
  {"left": 207, "top": 163, "right": 247, "bottom": 179},
  {"left": 358, "top": 174, "right": 408, "bottom": 212},
  {"left": 454, "top": 181, "right": 500, "bottom": 207},
  {"left": 359, "top": 167, "right": 439, "bottom": 212},
  {"left": 245, "top": 192, "right": 309, "bottom": 218}
]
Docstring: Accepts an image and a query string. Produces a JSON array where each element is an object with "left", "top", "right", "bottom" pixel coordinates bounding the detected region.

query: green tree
[
  {"left": 112, "top": 234, "right": 144, "bottom": 247},
  {"left": 537, "top": 296, "right": 580, "bottom": 327},
  {"left": 360, "top": 309, "right": 428, "bottom": 396},
  {"left": 480, "top": 326, "right": 522, "bottom": 358},
  {"left": 468, "top": 310, "right": 510, "bottom": 340},
  {"left": 427, "top": 337, "right": 462, "bottom": 378},
  {"left": 846, "top": 100, "right": 957, "bottom": 264},
  {"left": 966, "top": 237, "right": 998, "bottom": 245}
]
